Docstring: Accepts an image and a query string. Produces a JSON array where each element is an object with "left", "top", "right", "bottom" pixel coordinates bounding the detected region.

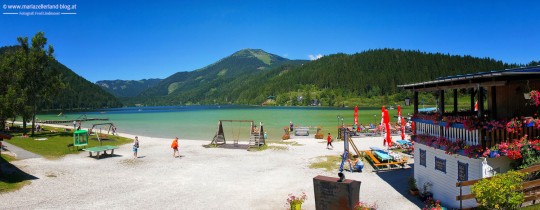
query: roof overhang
[{"left": 398, "top": 66, "right": 540, "bottom": 91}]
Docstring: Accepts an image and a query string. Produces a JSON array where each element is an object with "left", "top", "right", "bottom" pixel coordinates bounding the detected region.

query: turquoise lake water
[{"left": 37, "top": 105, "right": 412, "bottom": 141}]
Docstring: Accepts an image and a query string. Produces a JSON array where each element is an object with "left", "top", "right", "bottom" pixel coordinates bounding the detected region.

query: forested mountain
[
  {"left": 127, "top": 48, "right": 521, "bottom": 107},
  {"left": 0, "top": 46, "right": 122, "bottom": 110},
  {"left": 253, "top": 49, "right": 517, "bottom": 106},
  {"left": 132, "top": 49, "right": 307, "bottom": 105},
  {"left": 96, "top": 79, "right": 162, "bottom": 97}
]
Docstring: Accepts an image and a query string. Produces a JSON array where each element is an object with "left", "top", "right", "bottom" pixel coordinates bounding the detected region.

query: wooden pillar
[
  {"left": 470, "top": 88, "right": 475, "bottom": 112},
  {"left": 453, "top": 89, "right": 458, "bottom": 114},
  {"left": 478, "top": 86, "right": 486, "bottom": 148},
  {"left": 491, "top": 86, "right": 497, "bottom": 120},
  {"left": 478, "top": 86, "right": 484, "bottom": 119},
  {"left": 413, "top": 91, "right": 419, "bottom": 115},
  {"left": 439, "top": 90, "right": 445, "bottom": 115}
]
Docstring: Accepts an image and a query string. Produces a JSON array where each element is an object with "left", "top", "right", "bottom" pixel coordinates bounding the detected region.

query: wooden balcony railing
[
  {"left": 413, "top": 119, "right": 480, "bottom": 146},
  {"left": 486, "top": 127, "right": 540, "bottom": 148},
  {"left": 414, "top": 118, "right": 540, "bottom": 148}
]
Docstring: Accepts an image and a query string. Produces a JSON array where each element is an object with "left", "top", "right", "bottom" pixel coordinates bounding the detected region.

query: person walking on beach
[
  {"left": 112, "top": 125, "right": 117, "bottom": 136},
  {"left": 171, "top": 137, "right": 179, "bottom": 158},
  {"left": 290, "top": 121, "right": 294, "bottom": 132},
  {"left": 326, "top": 133, "right": 333, "bottom": 149},
  {"left": 133, "top": 136, "right": 139, "bottom": 158}
]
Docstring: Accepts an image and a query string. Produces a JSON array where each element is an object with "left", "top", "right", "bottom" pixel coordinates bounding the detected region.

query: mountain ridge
[
  {"left": 124, "top": 48, "right": 522, "bottom": 106},
  {"left": 96, "top": 78, "right": 162, "bottom": 98}
]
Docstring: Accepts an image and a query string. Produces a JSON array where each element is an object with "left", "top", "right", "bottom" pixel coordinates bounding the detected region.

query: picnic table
[
  {"left": 365, "top": 147, "right": 408, "bottom": 171},
  {"left": 83, "top": 145, "right": 119, "bottom": 159}
]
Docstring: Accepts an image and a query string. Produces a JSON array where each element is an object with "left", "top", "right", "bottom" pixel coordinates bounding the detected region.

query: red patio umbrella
[
  {"left": 380, "top": 106, "right": 385, "bottom": 137},
  {"left": 398, "top": 105, "right": 405, "bottom": 140},
  {"left": 383, "top": 108, "right": 392, "bottom": 147},
  {"left": 354, "top": 106, "right": 359, "bottom": 131}
]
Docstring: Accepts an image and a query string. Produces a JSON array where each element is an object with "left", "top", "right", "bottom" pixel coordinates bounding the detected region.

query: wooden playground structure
[
  {"left": 211, "top": 120, "right": 265, "bottom": 150},
  {"left": 89, "top": 123, "right": 117, "bottom": 143}
]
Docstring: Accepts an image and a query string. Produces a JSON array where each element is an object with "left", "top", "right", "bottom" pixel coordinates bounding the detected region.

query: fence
[{"left": 455, "top": 164, "right": 540, "bottom": 209}]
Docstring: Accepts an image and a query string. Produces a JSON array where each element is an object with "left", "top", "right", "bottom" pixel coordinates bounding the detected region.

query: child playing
[
  {"left": 171, "top": 137, "right": 179, "bottom": 158},
  {"left": 326, "top": 133, "right": 333, "bottom": 149},
  {"left": 348, "top": 155, "right": 364, "bottom": 172}
]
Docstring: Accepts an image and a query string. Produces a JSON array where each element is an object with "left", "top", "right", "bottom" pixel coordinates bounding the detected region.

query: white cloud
[{"left": 308, "top": 54, "right": 323, "bottom": 60}]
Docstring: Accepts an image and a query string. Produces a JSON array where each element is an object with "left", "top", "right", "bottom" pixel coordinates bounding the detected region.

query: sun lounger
[
  {"left": 83, "top": 145, "right": 119, "bottom": 159},
  {"left": 396, "top": 140, "right": 412, "bottom": 146}
]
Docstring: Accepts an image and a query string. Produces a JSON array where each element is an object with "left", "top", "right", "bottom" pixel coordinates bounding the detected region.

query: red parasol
[
  {"left": 354, "top": 106, "right": 359, "bottom": 131},
  {"left": 380, "top": 106, "right": 385, "bottom": 137},
  {"left": 398, "top": 105, "right": 405, "bottom": 140},
  {"left": 383, "top": 108, "right": 392, "bottom": 147}
]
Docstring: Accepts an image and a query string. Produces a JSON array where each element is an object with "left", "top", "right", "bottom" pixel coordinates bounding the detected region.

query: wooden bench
[{"left": 83, "top": 145, "right": 119, "bottom": 159}]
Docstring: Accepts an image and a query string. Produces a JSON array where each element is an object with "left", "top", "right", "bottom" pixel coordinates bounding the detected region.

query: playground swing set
[
  {"left": 211, "top": 120, "right": 265, "bottom": 150},
  {"left": 89, "top": 123, "right": 117, "bottom": 142},
  {"left": 73, "top": 123, "right": 119, "bottom": 159}
]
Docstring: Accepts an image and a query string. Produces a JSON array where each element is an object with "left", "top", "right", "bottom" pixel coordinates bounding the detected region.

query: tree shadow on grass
[
  {"left": 0, "top": 156, "right": 39, "bottom": 192},
  {"left": 374, "top": 163, "right": 424, "bottom": 209}
]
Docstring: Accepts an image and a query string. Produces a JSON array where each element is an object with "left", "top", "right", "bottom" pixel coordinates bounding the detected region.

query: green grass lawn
[
  {"left": 309, "top": 155, "right": 342, "bottom": 172},
  {"left": 5, "top": 126, "right": 133, "bottom": 159},
  {"left": 0, "top": 154, "right": 30, "bottom": 193}
]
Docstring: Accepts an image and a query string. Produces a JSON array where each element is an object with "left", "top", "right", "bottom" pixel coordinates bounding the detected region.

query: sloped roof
[{"left": 398, "top": 66, "right": 540, "bottom": 90}]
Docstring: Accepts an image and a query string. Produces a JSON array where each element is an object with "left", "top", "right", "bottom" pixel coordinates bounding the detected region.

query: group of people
[
  {"left": 131, "top": 136, "right": 181, "bottom": 159},
  {"left": 72, "top": 121, "right": 82, "bottom": 130}
]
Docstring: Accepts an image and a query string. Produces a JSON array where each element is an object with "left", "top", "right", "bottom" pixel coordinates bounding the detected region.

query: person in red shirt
[
  {"left": 171, "top": 137, "right": 179, "bottom": 158},
  {"left": 326, "top": 133, "right": 333, "bottom": 149}
]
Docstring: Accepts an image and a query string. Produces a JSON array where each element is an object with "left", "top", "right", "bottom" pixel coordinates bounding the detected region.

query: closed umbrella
[
  {"left": 398, "top": 105, "right": 405, "bottom": 140},
  {"left": 354, "top": 106, "right": 359, "bottom": 132},
  {"left": 383, "top": 108, "right": 392, "bottom": 148}
]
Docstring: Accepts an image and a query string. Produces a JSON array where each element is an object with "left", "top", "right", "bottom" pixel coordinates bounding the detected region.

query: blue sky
[{"left": 1, "top": 0, "right": 539, "bottom": 82}]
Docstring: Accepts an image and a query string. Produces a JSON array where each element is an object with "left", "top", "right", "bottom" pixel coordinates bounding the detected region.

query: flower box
[{"left": 489, "top": 150, "right": 500, "bottom": 158}]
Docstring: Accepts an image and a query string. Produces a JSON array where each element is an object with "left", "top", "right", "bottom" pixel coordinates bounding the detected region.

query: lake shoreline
[{"left": 2, "top": 121, "right": 422, "bottom": 209}]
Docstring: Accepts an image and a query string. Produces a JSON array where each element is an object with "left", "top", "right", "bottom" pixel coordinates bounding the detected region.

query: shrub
[{"left": 471, "top": 170, "right": 525, "bottom": 210}]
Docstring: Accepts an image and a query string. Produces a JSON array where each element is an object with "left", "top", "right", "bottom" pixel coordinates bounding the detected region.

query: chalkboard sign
[
  {"left": 419, "top": 149, "right": 426, "bottom": 167},
  {"left": 458, "top": 161, "right": 468, "bottom": 181},
  {"left": 435, "top": 156, "right": 446, "bottom": 173}
]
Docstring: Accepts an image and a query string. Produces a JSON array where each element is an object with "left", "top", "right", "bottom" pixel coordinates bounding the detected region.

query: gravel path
[
  {"left": 2, "top": 141, "right": 43, "bottom": 159},
  {"left": 0, "top": 126, "right": 422, "bottom": 209}
]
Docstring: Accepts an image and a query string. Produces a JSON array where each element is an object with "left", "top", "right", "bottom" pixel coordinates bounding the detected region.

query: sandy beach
[{"left": 1, "top": 125, "right": 422, "bottom": 209}]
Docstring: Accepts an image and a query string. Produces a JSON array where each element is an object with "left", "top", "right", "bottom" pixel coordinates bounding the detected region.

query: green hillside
[
  {"left": 126, "top": 48, "right": 521, "bottom": 106},
  {"left": 239, "top": 49, "right": 517, "bottom": 106},
  {"left": 96, "top": 79, "right": 162, "bottom": 97},
  {"left": 0, "top": 46, "right": 122, "bottom": 110},
  {"left": 132, "top": 49, "right": 307, "bottom": 105}
]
